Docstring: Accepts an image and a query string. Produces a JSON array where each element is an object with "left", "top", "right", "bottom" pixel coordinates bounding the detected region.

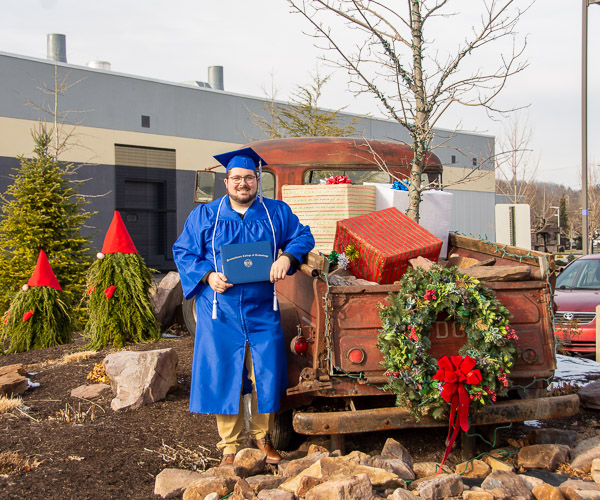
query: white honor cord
[
  {"left": 211, "top": 197, "right": 226, "bottom": 320},
  {"left": 261, "top": 200, "right": 278, "bottom": 312}
]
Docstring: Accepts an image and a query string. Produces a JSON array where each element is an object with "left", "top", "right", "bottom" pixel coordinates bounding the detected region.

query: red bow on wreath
[
  {"left": 325, "top": 175, "right": 351, "bottom": 185},
  {"left": 432, "top": 355, "right": 482, "bottom": 473}
]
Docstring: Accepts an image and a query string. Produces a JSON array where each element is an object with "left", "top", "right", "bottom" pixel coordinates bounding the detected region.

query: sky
[{"left": 2, "top": 0, "right": 599, "bottom": 189}]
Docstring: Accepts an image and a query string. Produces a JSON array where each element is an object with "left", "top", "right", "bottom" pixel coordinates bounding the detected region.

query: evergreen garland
[
  {"left": 1, "top": 287, "right": 72, "bottom": 353},
  {"left": 377, "top": 264, "right": 518, "bottom": 420},
  {"left": 0, "top": 129, "right": 94, "bottom": 324},
  {"left": 83, "top": 253, "right": 160, "bottom": 350}
]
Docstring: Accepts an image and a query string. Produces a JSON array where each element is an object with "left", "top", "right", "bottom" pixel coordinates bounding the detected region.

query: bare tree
[
  {"left": 288, "top": 0, "right": 531, "bottom": 222},
  {"left": 248, "top": 69, "right": 360, "bottom": 139},
  {"left": 495, "top": 111, "right": 538, "bottom": 204}
]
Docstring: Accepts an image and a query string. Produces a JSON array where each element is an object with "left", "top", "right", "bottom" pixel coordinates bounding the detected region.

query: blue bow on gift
[{"left": 392, "top": 180, "right": 409, "bottom": 191}]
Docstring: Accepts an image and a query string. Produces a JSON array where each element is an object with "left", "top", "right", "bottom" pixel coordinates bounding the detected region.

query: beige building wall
[
  {"left": 0, "top": 117, "right": 240, "bottom": 171},
  {"left": 442, "top": 165, "right": 495, "bottom": 192}
]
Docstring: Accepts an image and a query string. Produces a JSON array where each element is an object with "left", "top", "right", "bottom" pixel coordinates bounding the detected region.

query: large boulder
[
  {"left": 104, "top": 348, "right": 178, "bottom": 411},
  {"left": 151, "top": 272, "right": 184, "bottom": 328}
]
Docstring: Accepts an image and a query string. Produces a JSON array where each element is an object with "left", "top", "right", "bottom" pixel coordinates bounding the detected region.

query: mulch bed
[{"left": 1, "top": 330, "right": 598, "bottom": 499}]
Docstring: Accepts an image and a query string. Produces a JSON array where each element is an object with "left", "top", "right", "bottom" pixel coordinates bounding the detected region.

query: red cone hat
[
  {"left": 28, "top": 249, "right": 62, "bottom": 290},
  {"left": 101, "top": 211, "right": 138, "bottom": 254}
]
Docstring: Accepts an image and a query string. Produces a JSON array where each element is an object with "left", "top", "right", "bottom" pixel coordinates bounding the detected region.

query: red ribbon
[
  {"left": 104, "top": 285, "right": 116, "bottom": 299},
  {"left": 325, "top": 175, "right": 351, "bottom": 184},
  {"left": 432, "top": 355, "right": 482, "bottom": 473},
  {"left": 23, "top": 310, "right": 34, "bottom": 322}
]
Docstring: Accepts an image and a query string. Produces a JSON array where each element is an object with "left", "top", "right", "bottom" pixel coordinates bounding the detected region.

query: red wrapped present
[{"left": 334, "top": 207, "right": 443, "bottom": 284}]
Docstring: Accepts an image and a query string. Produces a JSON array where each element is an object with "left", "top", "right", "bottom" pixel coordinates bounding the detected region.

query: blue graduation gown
[{"left": 173, "top": 196, "right": 315, "bottom": 415}]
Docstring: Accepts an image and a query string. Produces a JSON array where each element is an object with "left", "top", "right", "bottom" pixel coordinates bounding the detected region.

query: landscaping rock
[
  {"left": 381, "top": 438, "right": 414, "bottom": 468},
  {"left": 182, "top": 475, "right": 238, "bottom": 499},
  {"left": 412, "top": 462, "right": 452, "bottom": 478},
  {"left": 592, "top": 458, "right": 600, "bottom": 484},
  {"left": 305, "top": 473, "right": 374, "bottom": 500},
  {"left": 70, "top": 383, "right": 110, "bottom": 399},
  {"left": 482, "top": 455, "right": 515, "bottom": 472},
  {"left": 154, "top": 468, "right": 203, "bottom": 499},
  {"left": 572, "top": 437, "right": 600, "bottom": 471},
  {"left": 578, "top": 380, "right": 600, "bottom": 411},
  {"left": 532, "top": 483, "right": 566, "bottom": 500},
  {"left": 558, "top": 487, "right": 584, "bottom": 500},
  {"left": 231, "top": 477, "right": 257, "bottom": 499},
  {"left": 104, "top": 348, "right": 178, "bottom": 411},
  {"left": 520, "top": 474, "right": 545, "bottom": 490},
  {"left": 518, "top": 444, "right": 570, "bottom": 471},
  {"left": 481, "top": 470, "right": 533, "bottom": 499},
  {"left": 279, "top": 456, "right": 404, "bottom": 492},
  {"left": 203, "top": 465, "right": 248, "bottom": 479},
  {"left": 295, "top": 475, "right": 326, "bottom": 497},
  {"left": 0, "top": 364, "right": 29, "bottom": 396},
  {"left": 245, "top": 475, "right": 286, "bottom": 493},
  {"left": 234, "top": 448, "right": 267, "bottom": 477},
  {"left": 204, "top": 493, "right": 219, "bottom": 500},
  {"left": 151, "top": 271, "right": 184, "bottom": 328},
  {"left": 560, "top": 480, "right": 600, "bottom": 492},
  {"left": 389, "top": 487, "right": 419, "bottom": 499},
  {"left": 454, "top": 459, "right": 491, "bottom": 478},
  {"left": 283, "top": 451, "right": 329, "bottom": 477},
  {"left": 462, "top": 489, "right": 494, "bottom": 500},
  {"left": 257, "top": 490, "right": 295, "bottom": 499},
  {"left": 369, "top": 456, "right": 415, "bottom": 481},
  {"left": 412, "top": 473, "right": 463, "bottom": 500}
]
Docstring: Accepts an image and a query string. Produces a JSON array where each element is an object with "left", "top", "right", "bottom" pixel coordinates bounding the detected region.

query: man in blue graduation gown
[{"left": 173, "top": 147, "right": 314, "bottom": 466}]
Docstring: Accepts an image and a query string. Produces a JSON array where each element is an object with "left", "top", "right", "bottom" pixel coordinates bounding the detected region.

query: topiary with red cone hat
[
  {"left": 83, "top": 211, "right": 160, "bottom": 350},
  {"left": 1, "top": 249, "right": 73, "bottom": 353}
]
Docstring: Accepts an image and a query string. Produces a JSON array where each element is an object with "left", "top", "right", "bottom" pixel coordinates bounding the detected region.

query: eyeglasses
[{"left": 227, "top": 175, "right": 258, "bottom": 184}]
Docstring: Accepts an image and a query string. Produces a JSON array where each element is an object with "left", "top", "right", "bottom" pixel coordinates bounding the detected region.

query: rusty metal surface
[
  {"left": 293, "top": 394, "right": 579, "bottom": 435},
  {"left": 241, "top": 137, "right": 442, "bottom": 200}
]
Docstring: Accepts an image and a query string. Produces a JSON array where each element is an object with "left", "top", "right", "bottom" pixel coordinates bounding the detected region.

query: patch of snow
[
  {"left": 523, "top": 420, "right": 543, "bottom": 428},
  {"left": 549, "top": 354, "right": 600, "bottom": 390},
  {"left": 161, "top": 333, "right": 182, "bottom": 338},
  {"left": 27, "top": 379, "right": 40, "bottom": 389}
]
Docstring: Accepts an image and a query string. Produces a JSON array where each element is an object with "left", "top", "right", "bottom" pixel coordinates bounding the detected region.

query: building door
[{"left": 115, "top": 145, "right": 177, "bottom": 271}]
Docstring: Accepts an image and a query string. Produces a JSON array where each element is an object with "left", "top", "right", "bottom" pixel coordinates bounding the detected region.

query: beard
[{"left": 227, "top": 184, "right": 257, "bottom": 206}]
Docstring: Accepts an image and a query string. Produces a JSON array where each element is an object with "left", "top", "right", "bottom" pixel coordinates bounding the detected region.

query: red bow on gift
[
  {"left": 432, "top": 355, "right": 482, "bottom": 473},
  {"left": 325, "top": 175, "right": 351, "bottom": 184}
]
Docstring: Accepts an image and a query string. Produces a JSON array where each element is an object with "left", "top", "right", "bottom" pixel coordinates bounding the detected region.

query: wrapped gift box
[
  {"left": 334, "top": 207, "right": 443, "bottom": 284},
  {"left": 365, "top": 183, "right": 453, "bottom": 258},
  {"left": 282, "top": 184, "right": 376, "bottom": 252}
]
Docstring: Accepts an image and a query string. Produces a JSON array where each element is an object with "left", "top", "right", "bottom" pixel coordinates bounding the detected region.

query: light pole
[
  {"left": 551, "top": 206, "right": 560, "bottom": 249},
  {"left": 582, "top": 0, "right": 600, "bottom": 255}
]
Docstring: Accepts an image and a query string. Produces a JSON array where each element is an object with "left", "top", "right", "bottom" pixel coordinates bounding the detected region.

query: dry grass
[
  {"left": 0, "top": 395, "right": 24, "bottom": 414},
  {"left": 49, "top": 402, "right": 97, "bottom": 424},
  {"left": 548, "top": 381, "right": 579, "bottom": 397},
  {"left": 62, "top": 350, "right": 98, "bottom": 364},
  {"left": 144, "top": 441, "right": 219, "bottom": 471},
  {"left": 0, "top": 451, "right": 40, "bottom": 474}
]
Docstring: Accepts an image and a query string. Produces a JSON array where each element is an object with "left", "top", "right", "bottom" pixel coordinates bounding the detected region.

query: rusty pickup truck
[{"left": 184, "top": 137, "right": 579, "bottom": 453}]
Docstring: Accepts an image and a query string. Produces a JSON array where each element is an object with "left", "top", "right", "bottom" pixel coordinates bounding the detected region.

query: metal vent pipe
[
  {"left": 208, "top": 66, "right": 224, "bottom": 90},
  {"left": 47, "top": 34, "right": 67, "bottom": 63}
]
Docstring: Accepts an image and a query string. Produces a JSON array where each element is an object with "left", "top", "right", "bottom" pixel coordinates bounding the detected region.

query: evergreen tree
[
  {"left": 0, "top": 128, "right": 94, "bottom": 322},
  {"left": 559, "top": 195, "right": 569, "bottom": 242}
]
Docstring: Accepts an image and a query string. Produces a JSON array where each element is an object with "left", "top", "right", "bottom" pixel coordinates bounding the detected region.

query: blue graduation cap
[{"left": 213, "top": 147, "right": 268, "bottom": 172}]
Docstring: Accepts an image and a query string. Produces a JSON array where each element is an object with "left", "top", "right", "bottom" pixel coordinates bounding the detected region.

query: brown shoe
[
  {"left": 220, "top": 454, "right": 234, "bottom": 467},
  {"left": 252, "top": 437, "right": 282, "bottom": 464}
]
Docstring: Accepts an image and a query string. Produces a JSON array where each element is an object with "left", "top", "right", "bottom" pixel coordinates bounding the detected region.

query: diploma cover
[{"left": 220, "top": 241, "right": 273, "bottom": 284}]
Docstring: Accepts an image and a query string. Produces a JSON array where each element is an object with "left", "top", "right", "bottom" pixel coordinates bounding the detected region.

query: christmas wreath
[{"left": 377, "top": 264, "right": 519, "bottom": 421}]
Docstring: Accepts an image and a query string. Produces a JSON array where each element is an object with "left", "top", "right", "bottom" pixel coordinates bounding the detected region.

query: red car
[{"left": 554, "top": 254, "right": 600, "bottom": 354}]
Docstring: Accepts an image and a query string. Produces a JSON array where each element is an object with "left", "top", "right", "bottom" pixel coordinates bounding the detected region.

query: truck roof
[{"left": 242, "top": 137, "right": 443, "bottom": 173}]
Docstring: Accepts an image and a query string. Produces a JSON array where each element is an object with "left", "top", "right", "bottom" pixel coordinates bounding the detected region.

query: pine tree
[{"left": 0, "top": 127, "right": 94, "bottom": 322}]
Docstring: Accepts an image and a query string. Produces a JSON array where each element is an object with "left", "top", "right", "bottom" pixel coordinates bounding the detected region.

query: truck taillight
[
  {"left": 291, "top": 335, "right": 308, "bottom": 355},
  {"left": 347, "top": 348, "right": 365, "bottom": 364}
]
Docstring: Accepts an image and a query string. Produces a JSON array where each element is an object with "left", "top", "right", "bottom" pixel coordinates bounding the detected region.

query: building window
[
  {"left": 451, "top": 155, "right": 456, "bottom": 164},
  {"left": 141, "top": 115, "right": 150, "bottom": 128},
  {"left": 472, "top": 158, "right": 478, "bottom": 167}
]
